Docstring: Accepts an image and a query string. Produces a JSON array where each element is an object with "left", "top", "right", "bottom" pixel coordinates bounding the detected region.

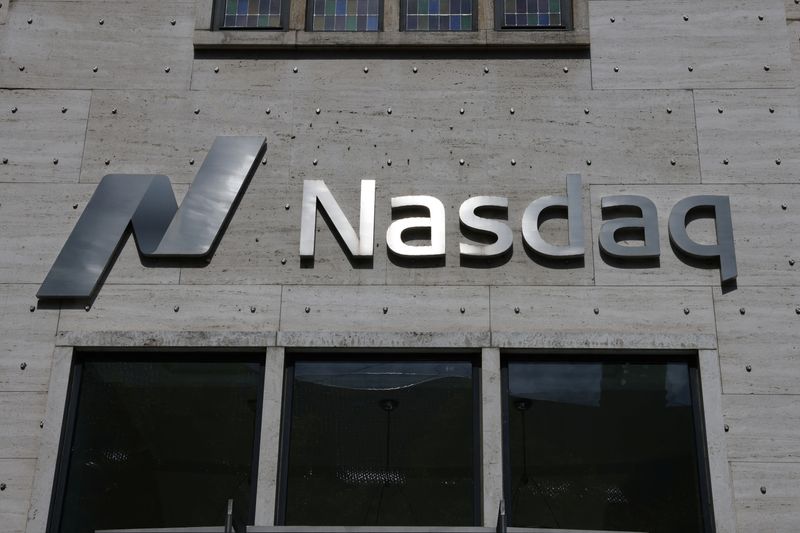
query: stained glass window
[
  {"left": 404, "top": 0, "right": 474, "bottom": 31},
  {"left": 221, "top": 0, "right": 284, "bottom": 28},
  {"left": 500, "top": 0, "right": 564, "bottom": 28},
  {"left": 310, "top": 0, "right": 381, "bottom": 31}
]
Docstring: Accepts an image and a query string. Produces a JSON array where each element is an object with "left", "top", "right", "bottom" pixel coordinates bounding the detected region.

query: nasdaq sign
[
  {"left": 38, "top": 138, "right": 737, "bottom": 300},
  {"left": 37, "top": 136, "right": 266, "bottom": 300},
  {"left": 300, "top": 176, "right": 737, "bottom": 284}
]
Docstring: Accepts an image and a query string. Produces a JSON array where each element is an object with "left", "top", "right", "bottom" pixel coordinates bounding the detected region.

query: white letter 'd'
[{"left": 521, "top": 173, "right": 584, "bottom": 258}]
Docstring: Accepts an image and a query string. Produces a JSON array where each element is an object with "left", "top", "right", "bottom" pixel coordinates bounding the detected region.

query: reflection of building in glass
[{"left": 282, "top": 359, "right": 477, "bottom": 526}]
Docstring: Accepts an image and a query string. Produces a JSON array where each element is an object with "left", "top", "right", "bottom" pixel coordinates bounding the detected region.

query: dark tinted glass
[
  {"left": 56, "top": 356, "right": 263, "bottom": 533},
  {"left": 283, "top": 360, "right": 476, "bottom": 526},
  {"left": 506, "top": 361, "right": 705, "bottom": 533}
]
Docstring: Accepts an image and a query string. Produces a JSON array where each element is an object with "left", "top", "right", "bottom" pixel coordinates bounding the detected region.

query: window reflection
[
  {"left": 55, "top": 356, "right": 263, "bottom": 533},
  {"left": 506, "top": 361, "right": 705, "bottom": 533},
  {"left": 283, "top": 359, "right": 477, "bottom": 526}
]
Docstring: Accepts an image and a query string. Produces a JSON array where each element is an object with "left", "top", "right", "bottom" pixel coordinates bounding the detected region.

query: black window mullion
[
  {"left": 688, "top": 365, "right": 716, "bottom": 533},
  {"left": 46, "top": 357, "right": 83, "bottom": 533},
  {"left": 274, "top": 359, "right": 295, "bottom": 526}
]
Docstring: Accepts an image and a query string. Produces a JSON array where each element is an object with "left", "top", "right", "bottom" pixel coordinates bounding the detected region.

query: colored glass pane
[
  {"left": 403, "top": 0, "right": 472, "bottom": 31},
  {"left": 310, "top": 0, "right": 380, "bottom": 31},
  {"left": 500, "top": 0, "right": 562, "bottom": 28},
  {"left": 222, "top": 0, "right": 283, "bottom": 28}
]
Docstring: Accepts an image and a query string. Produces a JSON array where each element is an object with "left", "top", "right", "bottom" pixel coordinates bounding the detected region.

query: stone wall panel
[
  {"left": 723, "top": 395, "right": 800, "bottom": 462},
  {"left": 0, "top": 1, "right": 193, "bottom": 90},
  {"left": 58, "top": 285, "right": 282, "bottom": 334},
  {"left": 490, "top": 286, "right": 716, "bottom": 349},
  {"left": 81, "top": 90, "right": 292, "bottom": 184},
  {"left": 0, "top": 90, "right": 90, "bottom": 184},
  {"left": 590, "top": 0, "right": 793, "bottom": 89},
  {"left": 0, "top": 459, "right": 35, "bottom": 533},
  {"left": 0, "top": 392, "right": 46, "bottom": 459},
  {"left": 714, "top": 287, "right": 800, "bottom": 394},
  {"left": 0, "top": 286, "right": 57, "bottom": 393},
  {"left": 732, "top": 462, "right": 800, "bottom": 533},
  {"left": 695, "top": 90, "right": 799, "bottom": 184}
]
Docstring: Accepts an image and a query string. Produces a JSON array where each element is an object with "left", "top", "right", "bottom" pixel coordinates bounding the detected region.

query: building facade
[{"left": 1, "top": 0, "right": 799, "bottom": 532}]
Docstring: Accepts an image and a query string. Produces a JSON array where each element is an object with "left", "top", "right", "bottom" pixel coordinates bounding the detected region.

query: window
[
  {"left": 307, "top": 0, "right": 382, "bottom": 31},
  {"left": 277, "top": 356, "right": 480, "bottom": 525},
  {"left": 401, "top": 0, "right": 476, "bottom": 31},
  {"left": 503, "top": 356, "right": 713, "bottom": 533},
  {"left": 495, "top": 0, "right": 572, "bottom": 30},
  {"left": 207, "top": 0, "right": 583, "bottom": 34},
  {"left": 214, "top": 0, "right": 289, "bottom": 29},
  {"left": 49, "top": 354, "right": 264, "bottom": 533}
]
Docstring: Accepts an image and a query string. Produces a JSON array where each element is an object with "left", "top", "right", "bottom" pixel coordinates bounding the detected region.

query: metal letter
[
  {"left": 521, "top": 174, "right": 584, "bottom": 258},
  {"left": 599, "top": 195, "right": 660, "bottom": 258},
  {"left": 668, "top": 195, "right": 737, "bottom": 283},
  {"left": 37, "top": 136, "right": 266, "bottom": 299},
  {"left": 386, "top": 195, "right": 446, "bottom": 257},
  {"left": 459, "top": 196, "right": 512, "bottom": 257},
  {"left": 299, "top": 180, "right": 375, "bottom": 258}
]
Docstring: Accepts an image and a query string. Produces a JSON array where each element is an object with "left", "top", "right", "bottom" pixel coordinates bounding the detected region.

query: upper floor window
[
  {"left": 308, "top": 0, "right": 382, "bottom": 31},
  {"left": 495, "top": 0, "right": 572, "bottom": 30},
  {"left": 210, "top": 0, "right": 579, "bottom": 32},
  {"left": 215, "top": 0, "right": 289, "bottom": 29},
  {"left": 401, "top": 0, "right": 476, "bottom": 31}
]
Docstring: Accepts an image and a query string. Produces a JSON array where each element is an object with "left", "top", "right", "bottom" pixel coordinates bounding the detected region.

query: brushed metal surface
[{"left": 37, "top": 137, "right": 265, "bottom": 299}]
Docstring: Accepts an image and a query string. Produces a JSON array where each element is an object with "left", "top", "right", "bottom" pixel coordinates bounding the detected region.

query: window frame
[
  {"left": 46, "top": 351, "right": 267, "bottom": 533},
  {"left": 493, "top": 0, "right": 573, "bottom": 31},
  {"left": 196, "top": 0, "right": 589, "bottom": 47},
  {"left": 212, "top": 0, "right": 292, "bottom": 31},
  {"left": 500, "top": 352, "right": 716, "bottom": 533},
  {"left": 275, "top": 352, "right": 483, "bottom": 526}
]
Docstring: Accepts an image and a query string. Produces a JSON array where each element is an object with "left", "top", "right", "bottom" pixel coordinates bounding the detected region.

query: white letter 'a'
[
  {"left": 386, "top": 195, "right": 446, "bottom": 257},
  {"left": 299, "top": 180, "right": 375, "bottom": 258}
]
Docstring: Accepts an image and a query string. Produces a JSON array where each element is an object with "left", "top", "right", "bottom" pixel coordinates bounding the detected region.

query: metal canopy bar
[
  {"left": 98, "top": 527, "right": 644, "bottom": 533},
  {"left": 247, "top": 526, "right": 646, "bottom": 533},
  {"left": 96, "top": 501, "right": 644, "bottom": 533}
]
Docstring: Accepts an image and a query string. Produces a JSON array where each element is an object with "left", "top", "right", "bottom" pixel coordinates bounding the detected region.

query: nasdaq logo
[{"left": 37, "top": 137, "right": 266, "bottom": 300}]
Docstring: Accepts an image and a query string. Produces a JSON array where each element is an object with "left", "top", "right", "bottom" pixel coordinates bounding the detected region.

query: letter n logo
[{"left": 37, "top": 136, "right": 266, "bottom": 300}]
